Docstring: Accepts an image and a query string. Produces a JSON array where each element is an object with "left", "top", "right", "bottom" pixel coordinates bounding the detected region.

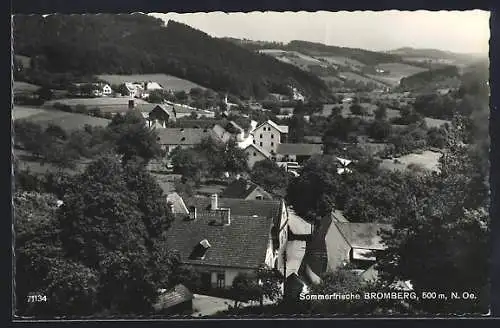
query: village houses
[{"left": 165, "top": 193, "right": 290, "bottom": 290}]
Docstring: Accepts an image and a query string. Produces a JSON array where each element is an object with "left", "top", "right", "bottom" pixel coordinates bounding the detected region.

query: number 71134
[{"left": 27, "top": 295, "right": 47, "bottom": 303}]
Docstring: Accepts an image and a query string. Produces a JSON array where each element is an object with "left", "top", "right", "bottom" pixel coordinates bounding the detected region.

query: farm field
[
  {"left": 13, "top": 106, "right": 110, "bottom": 131},
  {"left": 97, "top": 74, "right": 206, "bottom": 92},
  {"left": 316, "top": 56, "right": 364, "bottom": 68},
  {"left": 14, "top": 149, "right": 90, "bottom": 175},
  {"left": 424, "top": 117, "right": 451, "bottom": 128},
  {"left": 366, "top": 63, "right": 428, "bottom": 86},
  {"left": 380, "top": 150, "right": 442, "bottom": 172},
  {"left": 340, "top": 72, "right": 389, "bottom": 88},
  {"left": 43, "top": 97, "right": 151, "bottom": 113},
  {"left": 15, "top": 55, "right": 31, "bottom": 69},
  {"left": 13, "top": 81, "right": 40, "bottom": 94}
]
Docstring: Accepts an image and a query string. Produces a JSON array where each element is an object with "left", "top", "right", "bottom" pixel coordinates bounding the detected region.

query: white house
[
  {"left": 251, "top": 120, "right": 289, "bottom": 155},
  {"left": 165, "top": 194, "right": 290, "bottom": 289},
  {"left": 102, "top": 84, "right": 112, "bottom": 96}
]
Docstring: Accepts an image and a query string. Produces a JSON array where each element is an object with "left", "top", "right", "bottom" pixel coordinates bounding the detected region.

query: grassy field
[
  {"left": 367, "top": 63, "right": 428, "bottom": 86},
  {"left": 97, "top": 74, "right": 206, "bottom": 92},
  {"left": 340, "top": 72, "right": 389, "bottom": 88},
  {"left": 380, "top": 150, "right": 442, "bottom": 172},
  {"left": 316, "top": 56, "right": 364, "bottom": 68},
  {"left": 13, "top": 106, "right": 110, "bottom": 131},
  {"left": 43, "top": 97, "right": 152, "bottom": 113},
  {"left": 15, "top": 55, "right": 31, "bottom": 69},
  {"left": 424, "top": 117, "right": 451, "bottom": 128},
  {"left": 13, "top": 81, "right": 40, "bottom": 94}
]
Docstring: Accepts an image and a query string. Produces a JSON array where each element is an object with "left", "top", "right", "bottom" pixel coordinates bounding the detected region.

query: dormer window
[{"left": 189, "top": 239, "right": 211, "bottom": 260}]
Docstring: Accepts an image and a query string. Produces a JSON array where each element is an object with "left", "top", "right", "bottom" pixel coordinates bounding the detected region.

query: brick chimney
[
  {"left": 188, "top": 206, "right": 197, "bottom": 220},
  {"left": 211, "top": 194, "right": 218, "bottom": 210},
  {"left": 220, "top": 208, "right": 231, "bottom": 226}
]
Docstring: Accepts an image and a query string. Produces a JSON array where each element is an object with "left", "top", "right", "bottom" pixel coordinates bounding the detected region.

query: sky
[{"left": 150, "top": 10, "right": 490, "bottom": 55}]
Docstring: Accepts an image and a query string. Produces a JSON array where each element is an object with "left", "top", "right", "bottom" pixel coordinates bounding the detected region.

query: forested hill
[
  {"left": 225, "top": 38, "right": 404, "bottom": 66},
  {"left": 13, "top": 14, "right": 329, "bottom": 99}
]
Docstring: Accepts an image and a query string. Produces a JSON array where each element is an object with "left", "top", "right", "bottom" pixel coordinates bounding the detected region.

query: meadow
[
  {"left": 13, "top": 106, "right": 110, "bottom": 131},
  {"left": 97, "top": 74, "right": 206, "bottom": 92},
  {"left": 380, "top": 150, "right": 442, "bottom": 172}
]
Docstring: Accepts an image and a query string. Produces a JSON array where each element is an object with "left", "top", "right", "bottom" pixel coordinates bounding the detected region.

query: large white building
[{"left": 251, "top": 120, "right": 289, "bottom": 156}]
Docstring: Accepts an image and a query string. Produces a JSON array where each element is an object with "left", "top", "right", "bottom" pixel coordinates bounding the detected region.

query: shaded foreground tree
[
  {"left": 250, "top": 159, "right": 290, "bottom": 198},
  {"left": 15, "top": 155, "right": 185, "bottom": 317},
  {"left": 376, "top": 142, "right": 490, "bottom": 314},
  {"left": 107, "top": 111, "right": 164, "bottom": 164}
]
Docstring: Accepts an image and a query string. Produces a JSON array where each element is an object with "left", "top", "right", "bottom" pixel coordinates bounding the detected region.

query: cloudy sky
[{"left": 150, "top": 10, "right": 490, "bottom": 54}]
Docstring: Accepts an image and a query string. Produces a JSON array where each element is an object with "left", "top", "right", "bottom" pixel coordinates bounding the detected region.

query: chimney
[
  {"left": 128, "top": 99, "right": 135, "bottom": 109},
  {"left": 188, "top": 206, "right": 197, "bottom": 220},
  {"left": 211, "top": 194, "right": 218, "bottom": 210},
  {"left": 220, "top": 208, "right": 231, "bottom": 226}
]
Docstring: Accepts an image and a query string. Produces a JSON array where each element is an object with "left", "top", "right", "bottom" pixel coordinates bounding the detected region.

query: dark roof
[
  {"left": 156, "top": 128, "right": 216, "bottom": 145},
  {"left": 335, "top": 222, "right": 392, "bottom": 250},
  {"left": 220, "top": 179, "right": 272, "bottom": 200},
  {"left": 165, "top": 213, "right": 273, "bottom": 268},
  {"left": 304, "top": 216, "right": 332, "bottom": 275},
  {"left": 155, "top": 284, "right": 193, "bottom": 310},
  {"left": 185, "top": 196, "right": 282, "bottom": 222},
  {"left": 277, "top": 143, "right": 323, "bottom": 156},
  {"left": 303, "top": 136, "right": 323, "bottom": 144},
  {"left": 173, "top": 119, "right": 225, "bottom": 129}
]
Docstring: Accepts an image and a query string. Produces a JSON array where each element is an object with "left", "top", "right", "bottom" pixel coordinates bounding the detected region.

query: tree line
[{"left": 14, "top": 14, "right": 330, "bottom": 100}]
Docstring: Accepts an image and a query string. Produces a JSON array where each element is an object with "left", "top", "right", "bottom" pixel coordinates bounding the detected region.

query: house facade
[
  {"left": 251, "top": 120, "right": 289, "bottom": 155},
  {"left": 304, "top": 217, "right": 392, "bottom": 284},
  {"left": 147, "top": 104, "right": 176, "bottom": 128},
  {"left": 165, "top": 194, "right": 289, "bottom": 289},
  {"left": 244, "top": 143, "right": 272, "bottom": 169}
]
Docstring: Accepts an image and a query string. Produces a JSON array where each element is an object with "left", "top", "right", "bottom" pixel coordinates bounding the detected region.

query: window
[
  {"left": 253, "top": 152, "right": 257, "bottom": 156},
  {"left": 271, "top": 142, "right": 274, "bottom": 147},
  {"left": 256, "top": 195, "right": 263, "bottom": 200},
  {"left": 260, "top": 134, "right": 263, "bottom": 138},
  {"left": 271, "top": 134, "right": 274, "bottom": 139},
  {"left": 216, "top": 272, "right": 225, "bottom": 288},
  {"left": 260, "top": 142, "right": 263, "bottom": 147}
]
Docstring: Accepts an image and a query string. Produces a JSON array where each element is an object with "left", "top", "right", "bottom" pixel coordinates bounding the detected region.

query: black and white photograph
[{"left": 11, "top": 10, "right": 491, "bottom": 319}]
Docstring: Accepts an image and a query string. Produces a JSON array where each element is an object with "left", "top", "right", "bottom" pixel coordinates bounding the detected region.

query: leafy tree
[
  {"left": 374, "top": 104, "right": 388, "bottom": 120},
  {"left": 368, "top": 120, "right": 392, "bottom": 141},
  {"left": 349, "top": 103, "right": 366, "bottom": 116},
  {"left": 116, "top": 84, "right": 130, "bottom": 96},
  {"left": 250, "top": 159, "right": 289, "bottom": 197},
  {"left": 170, "top": 147, "right": 210, "bottom": 183},
  {"left": 108, "top": 111, "right": 164, "bottom": 163},
  {"left": 426, "top": 126, "right": 448, "bottom": 148},
  {"left": 288, "top": 113, "right": 306, "bottom": 143},
  {"left": 53, "top": 155, "right": 178, "bottom": 315},
  {"left": 222, "top": 139, "right": 249, "bottom": 174},
  {"left": 36, "top": 86, "right": 54, "bottom": 101},
  {"left": 230, "top": 273, "right": 262, "bottom": 307},
  {"left": 376, "top": 143, "right": 490, "bottom": 314},
  {"left": 255, "top": 265, "right": 282, "bottom": 306}
]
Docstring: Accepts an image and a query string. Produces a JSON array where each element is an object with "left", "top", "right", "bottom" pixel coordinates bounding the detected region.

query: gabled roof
[
  {"left": 150, "top": 104, "right": 175, "bottom": 116},
  {"left": 244, "top": 143, "right": 272, "bottom": 159},
  {"left": 156, "top": 128, "right": 216, "bottom": 145},
  {"left": 288, "top": 207, "right": 312, "bottom": 235},
  {"left": 184, "top": 196, "right": 282, "bottom": 223},
  {"left": 255, "top": 120, "right": 289, "bottom": 134},
  {"left": 167, "top": 192, "right": 189, "bottom": 215},
  {"left": 220, "top": 179, "right": 272, "bottom": 200},
  {"left": 165, "top": 213, "right": 273, "bottom": 268},
  {"left": 335, "top": 222, "right": 392, "bottom": 250},
  {"left": 276, "top": 143, "right": 323, "bottom": 156}
]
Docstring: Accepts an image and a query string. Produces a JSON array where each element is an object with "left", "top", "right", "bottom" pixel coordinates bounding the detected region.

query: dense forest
[
  {"left": 399, "top": 65, "right": 461, "bottom": 90},
  {"left": 13, "top": 14, "right": 329, "bottom": 100}
]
